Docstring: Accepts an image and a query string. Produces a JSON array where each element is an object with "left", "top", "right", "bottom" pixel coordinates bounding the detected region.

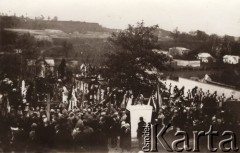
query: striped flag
[
  {"left": 156, "top": 83, "right": 163, "bottom": 108},
  {"left": 148, "top": 83, "right": 163, "bottom": 112}
]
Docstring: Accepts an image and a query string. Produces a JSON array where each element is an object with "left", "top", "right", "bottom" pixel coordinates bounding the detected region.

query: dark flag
[{"left": 148, "top": 83, "right": 163, "bottom": 112}]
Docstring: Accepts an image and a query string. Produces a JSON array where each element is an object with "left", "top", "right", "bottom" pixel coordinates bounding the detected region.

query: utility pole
[
  {"left": 46, "top": 93, "right": 51, "bottom": 122},
  {"left": 14, "top": 49, "right": 23, "bottom": 88}
]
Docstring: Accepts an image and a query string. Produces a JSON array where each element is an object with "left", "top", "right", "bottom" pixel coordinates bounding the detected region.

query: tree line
[{"left": 171, "top": 28, "right": 240, "bottom": 60}]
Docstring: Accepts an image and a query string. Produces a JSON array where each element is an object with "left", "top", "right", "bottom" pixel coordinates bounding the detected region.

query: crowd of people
[
  {"left": 0, "top": 74, "right": 239, "bottom": 152},
  {"left": 0, "top": 75, "right": 134, "bottom": 153},
  {"left": 153, "top": 83, "right": 240, "bottom": 150}
]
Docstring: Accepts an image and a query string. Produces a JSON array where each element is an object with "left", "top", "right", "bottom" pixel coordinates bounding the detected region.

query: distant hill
[
  {"left": 0, "top": 15, "right": 174, "bottom": 41},
  {"left": 0, "top": 15, "right": 116, "bottom": 33}
]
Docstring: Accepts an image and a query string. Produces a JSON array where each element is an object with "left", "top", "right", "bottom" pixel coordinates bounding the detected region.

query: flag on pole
[
  {"left": 147, "top": 96, "right": 157, "bottom": 111},
  {"left": 156, "top": 83, "right": 163, "bottom": 109},
  {"left": 46, "top": 94, "right": 51, "bottom": 122},
  {"left": 148, "top": 83, "right": 163, "bottom": 112}
]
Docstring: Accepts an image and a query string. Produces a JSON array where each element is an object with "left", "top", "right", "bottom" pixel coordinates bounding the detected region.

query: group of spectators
[
  {"left": 154, "top": 84, "right": 239, "bottom": 134},
  {"left": 0, "top": 75, "right": 240, "bottom": 153},
  {"left": 0, "top": 96, "right": 132, "bottom": 153},
  {"left": 0, "top": 76, "right": 133, "bottom": 153}
]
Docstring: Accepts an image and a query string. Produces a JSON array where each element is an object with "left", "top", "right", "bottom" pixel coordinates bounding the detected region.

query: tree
[
  {"left": 172, "top": 27, "right": 180, "bottom": 42},
  {"left": 52, "top": 16, "right": 58, "bottom": 21},
  {"left": 0, "top": 30, "right": 18, "bottom": 51},
  {"left": 62, "top": 40, "right": 73, "bottom": 58},
  {"left": 103, "top": 21, "right": 169, "bottom": 95},
  {"left": 40, "top": 15, "right": 44, "bottom": 20},
  {"left": 195, "top": 30, "right": 208, "bottom": 42},
  {"left": 0, "top": 55, "right": 21, "bottom": 78},
  {"left": 58, "top": 59, "right": 67, "bottom": 79},
  {"left": 16, "top": 33, "right": 37, "bottom": 58},
  {"left": 222, "top": 35, "right": 235, "bottom": 54}
]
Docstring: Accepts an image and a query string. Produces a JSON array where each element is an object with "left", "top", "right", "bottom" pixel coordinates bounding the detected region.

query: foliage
[
  {"left": 0, "top": 30, "right": 18, "bottom": 51},
  {"left": 0, "top": 31, "right": 38, "bottom": 78},
  {"left": 171, "top": 29, "right": 240, "bottom": 60},
  {"left": 62, "top": 40, "right": 73, "bottom": 58},
  {"left": 16, "top": 33, "right": 38, "bottom": 58},
  {"left": 58, "top": 59, "right": 67, "bottom": 79},
  {"left": 103, "top": 22, "right": 170, "bottom": 95},
  {"left": 0, "top": 55, "right": 21, "bottom": 78}
]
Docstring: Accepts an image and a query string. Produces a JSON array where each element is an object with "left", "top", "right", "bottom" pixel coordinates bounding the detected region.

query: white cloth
[
  {"left": 126, "top": 97, "right": 133, "bottom": 110},
  {"left": 21, "top": 80, "right": 26, "bottom": 96},
  {"left": 68, "top": 88, "right": 78, "bottom": 110},
  {"left": 62, "top": 86, "right": 68, "bottom": 104}
]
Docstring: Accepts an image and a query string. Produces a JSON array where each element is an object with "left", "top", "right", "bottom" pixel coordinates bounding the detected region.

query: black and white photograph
[{"left": 0, "top": 0, "right": 240, "bottom": 152}]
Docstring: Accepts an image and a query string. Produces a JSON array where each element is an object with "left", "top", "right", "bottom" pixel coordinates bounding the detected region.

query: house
[
  {"left": 152, "top": 49, "right": 173, "bottom": 59},
  {"left": 197, "top": 53, "right": 214, "bottom": 63},
  {"left": 169, "top": 47, "right": 190, "bottom": 57},
  {"left": 223, "top": 55, "right": 240, "bottom": 64},
  {"left": 152, "top": 49, "right": 168, "bottom": 55}
]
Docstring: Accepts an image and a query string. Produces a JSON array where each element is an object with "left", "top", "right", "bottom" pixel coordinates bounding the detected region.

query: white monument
[{"left": 126, "top": 98, "right": 153, "bottom": 138}]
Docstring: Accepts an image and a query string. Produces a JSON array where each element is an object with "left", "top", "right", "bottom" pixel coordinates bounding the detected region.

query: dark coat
[
  {"left": 137, "top": 121, "right": 146, "bottom": 139},
  {"left": 120, "top": 126, "right": 131, "bottom": 150}
]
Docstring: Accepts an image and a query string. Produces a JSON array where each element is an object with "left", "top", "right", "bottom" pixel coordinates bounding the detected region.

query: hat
[
  {"left": 31, "top": 123, "right": 37, "bottom": 128},
  {"left": 101, "top": 112, "right": 106, "bottom": 116},
  {"left": 43, "top": 117, "right": 48, "bottom": 123},
  {"left": 124, "top": 123, "right": 130, "bottom": 129},
  {"left": 121, "top": 121, "right": 126, "bottom": 127}
]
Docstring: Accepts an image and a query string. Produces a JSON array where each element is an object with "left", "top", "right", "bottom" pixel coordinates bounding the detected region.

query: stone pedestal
[{"left": 127, "top": 105, "right": 153, "bottom": 138}]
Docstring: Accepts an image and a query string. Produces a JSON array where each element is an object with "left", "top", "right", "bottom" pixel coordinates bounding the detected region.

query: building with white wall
[
  {"left": 197, "top": 52, "right": 214, "bottom": 63},
  {"left": 169, "top": 47, "right": 190, "bottom": 57},
  {"left": 223, "top": 55, "right": 240, "bottom": 64}
]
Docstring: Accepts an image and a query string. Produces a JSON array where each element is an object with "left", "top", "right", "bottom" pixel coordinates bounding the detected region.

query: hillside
[
  {"left": 0, "top": 15, "right": 115, "bottom": 33},
  {"left": 4, "top": 28, "right": 111, "bottom": 40},
  {"left": 2, "top": 15, "right": 240, "bottom": 64},
  {"left": 0, "top": 15, "right": 174, "bottom": 41}
]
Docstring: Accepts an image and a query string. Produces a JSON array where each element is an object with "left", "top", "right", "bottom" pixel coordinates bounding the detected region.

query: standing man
[{"left": 137, "top": 117, "right": 146, "bottom": 149}]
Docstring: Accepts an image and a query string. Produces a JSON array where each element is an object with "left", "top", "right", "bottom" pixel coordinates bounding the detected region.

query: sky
[{"left": 0, "top": 0, "right": 240, "bottom": 37}]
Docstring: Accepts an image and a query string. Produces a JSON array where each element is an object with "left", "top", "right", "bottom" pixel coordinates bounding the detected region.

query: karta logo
[{"left": 142, "top": 123, "right": 239, "bottom": 152}]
